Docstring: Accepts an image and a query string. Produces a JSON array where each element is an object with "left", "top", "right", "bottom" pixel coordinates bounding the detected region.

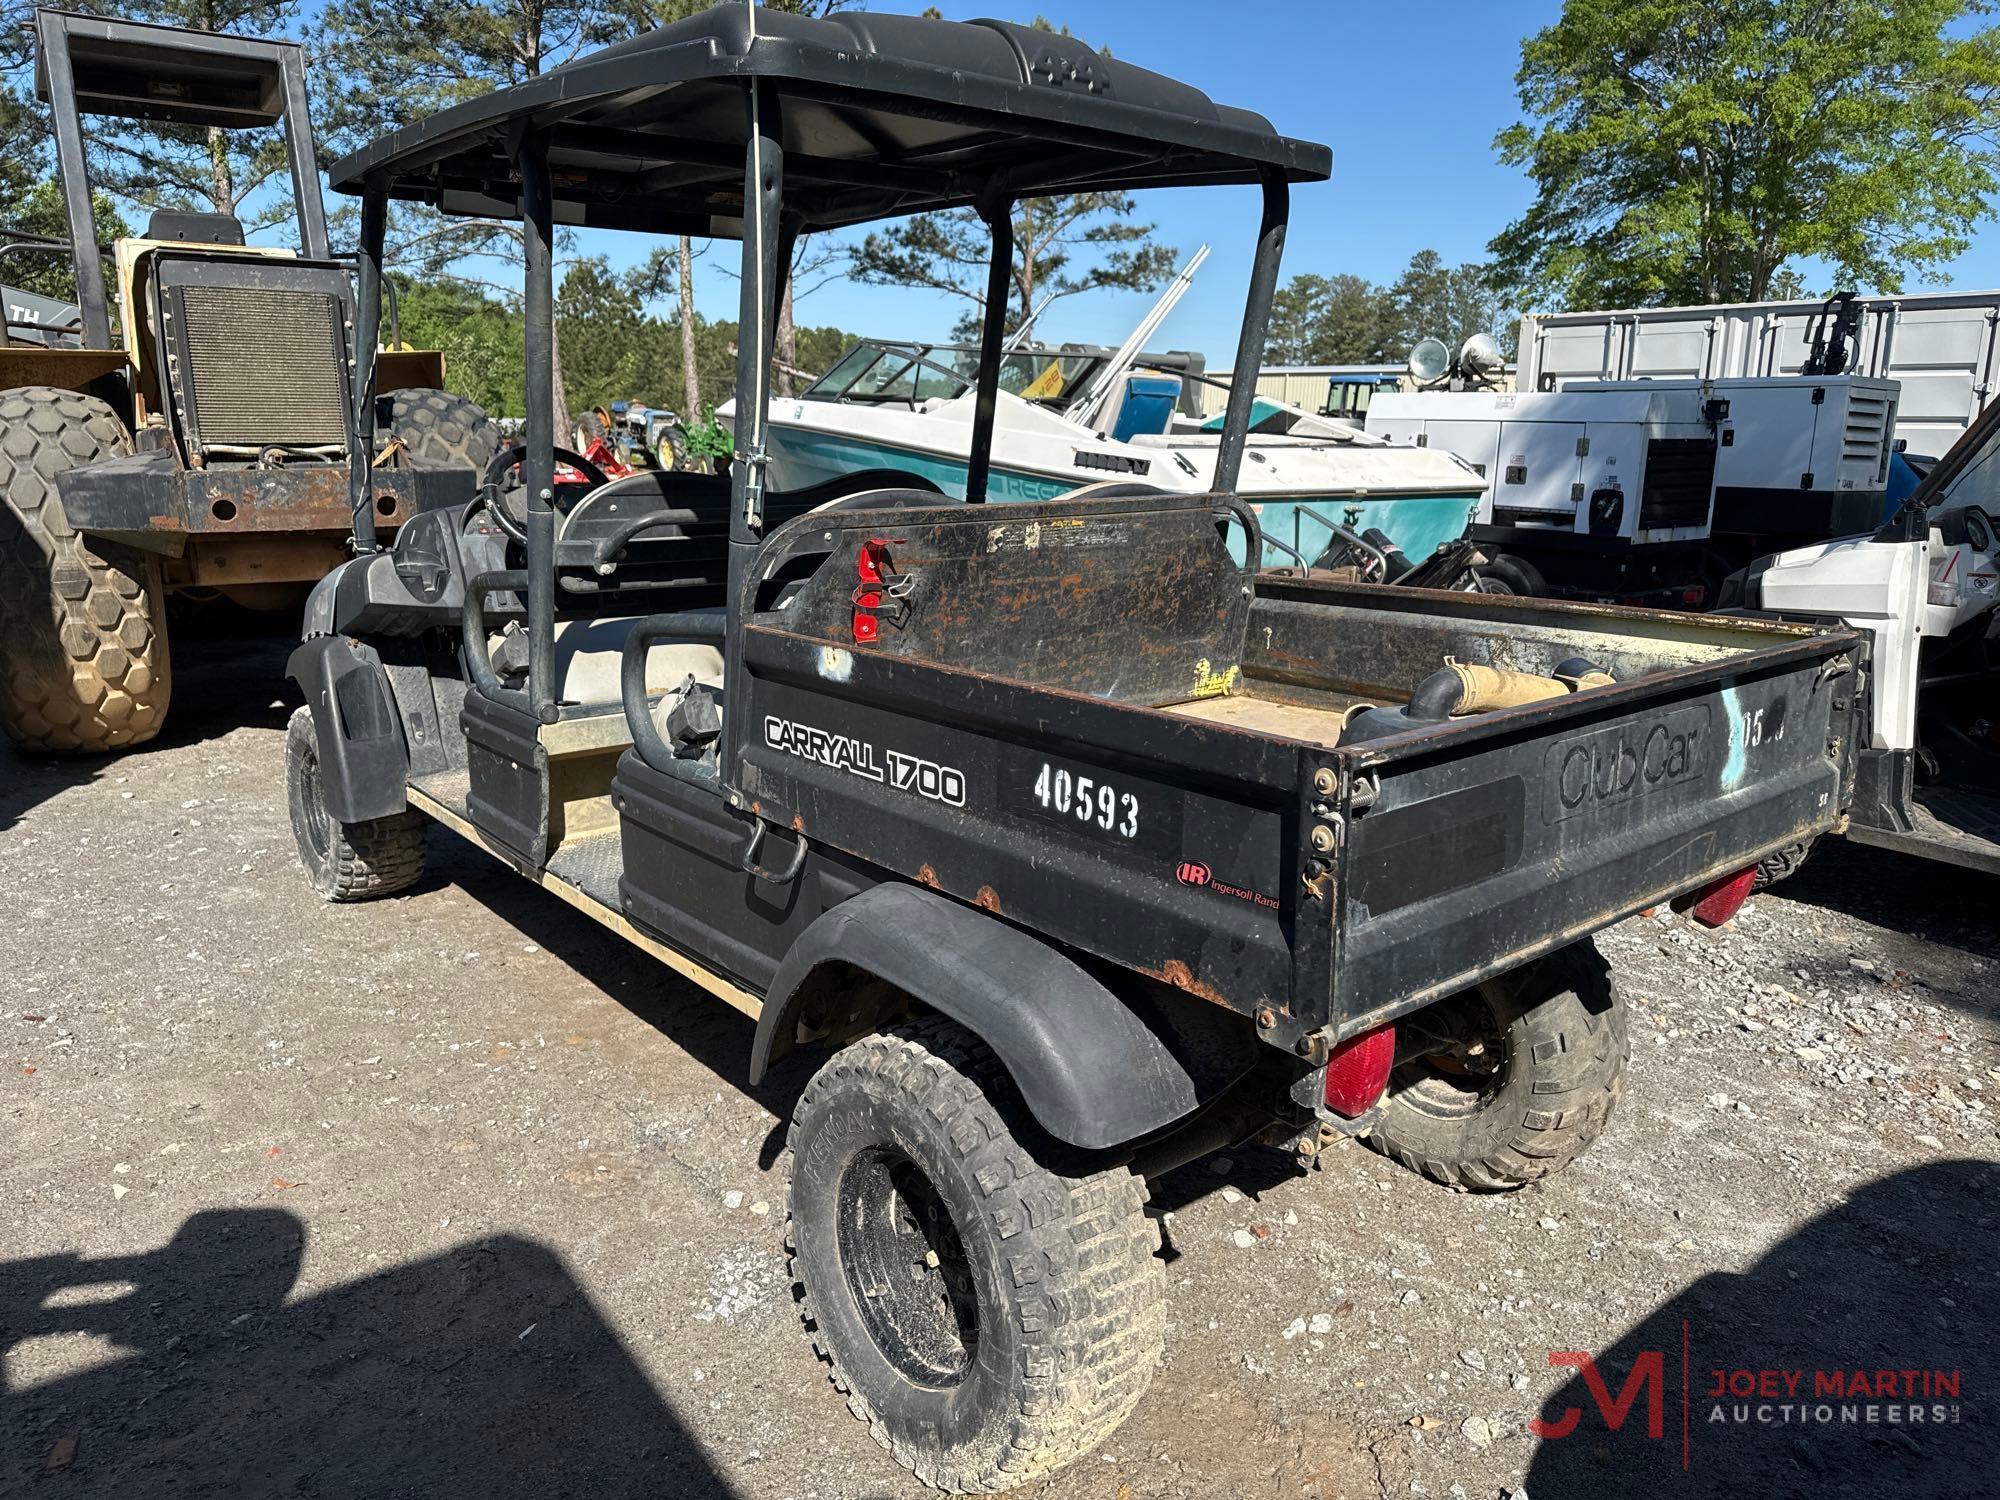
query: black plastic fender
[
  {"left": 285, "top": 636, "right": 410, "bottom": 824},
  {"left": 749, "top": 884, "right": 1201, "bottom": 1151}
]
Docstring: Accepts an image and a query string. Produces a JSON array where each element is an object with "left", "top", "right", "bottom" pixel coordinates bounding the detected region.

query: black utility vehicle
[{"left": 286, "top": 6, "right": 1860, "bottom": 1489}]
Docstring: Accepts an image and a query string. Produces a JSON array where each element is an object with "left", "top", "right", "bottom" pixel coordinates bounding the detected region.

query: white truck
[
  {"left": 1367, "top": 375, "right": 1901, "bottom": 605},
  {"left": 1720, "top": 397, "right": 2000, "bottom": 875}
]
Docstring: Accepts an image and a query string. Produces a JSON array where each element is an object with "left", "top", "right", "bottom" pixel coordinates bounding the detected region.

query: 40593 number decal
[{"left": 1033, "top": 762, "right": 1139, "bottom": 837}]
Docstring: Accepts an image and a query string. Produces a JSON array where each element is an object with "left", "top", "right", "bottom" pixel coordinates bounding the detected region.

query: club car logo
[
  {"left": 1543, "top": 704, "right": 1710, "bottom": 824},
  {"left": 764, "top": 715, "right": 965, "bottom": 807}
]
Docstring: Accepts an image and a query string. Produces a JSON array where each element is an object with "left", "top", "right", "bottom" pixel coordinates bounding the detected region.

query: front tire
[
  {"left": 0, "top": 385, "right": 170, "bottom": 754},
  {"left": 787, "top": 1019, "right": 1165, "bottom": 1492},
  {"left": 1368, "top": 941, "right": 1627, "bottom": 1192},
  {"left": 286, "top": 706, "right": 426, "bottom": 901}
]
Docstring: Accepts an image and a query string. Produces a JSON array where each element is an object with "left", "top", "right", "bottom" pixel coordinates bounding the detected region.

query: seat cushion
[{"left": 492, "top": 612, "right": 723, "bottom": 707}]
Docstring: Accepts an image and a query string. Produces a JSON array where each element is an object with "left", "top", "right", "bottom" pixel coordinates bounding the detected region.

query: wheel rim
[
  {"left": 835, "top": 1146, "right": 979, "bottom": 1387},
  {"left": 1389, "top": 986, "right": 1512, "bottom": 1121},
  {"left": 297, "top": 743, "right": 334, "bottom": 863}
]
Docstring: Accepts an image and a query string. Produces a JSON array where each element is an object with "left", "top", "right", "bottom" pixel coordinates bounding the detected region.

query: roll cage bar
[
  {"left": 30, "top": 8, "right": 331, "bottom": 350},
  {"left": 328, "top": 0, "right": 1327, "bottom": 765}
]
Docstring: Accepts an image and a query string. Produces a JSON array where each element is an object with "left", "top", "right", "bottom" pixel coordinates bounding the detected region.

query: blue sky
[
  {"left": 744, "top": 0, "right": 1568, "bottom": 359},
  {"left": 217, "top": 0, "right": 2000, "bottom": 364}
]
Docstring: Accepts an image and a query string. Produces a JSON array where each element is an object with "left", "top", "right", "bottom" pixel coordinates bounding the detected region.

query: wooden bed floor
[{"left": 1161, "top": 691, "right": 1370, "bottom": 748}]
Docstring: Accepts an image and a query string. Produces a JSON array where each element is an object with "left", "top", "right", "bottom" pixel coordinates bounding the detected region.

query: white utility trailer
[{"left": 1517, "top": 287, "right": 2000, "bottom": 455}]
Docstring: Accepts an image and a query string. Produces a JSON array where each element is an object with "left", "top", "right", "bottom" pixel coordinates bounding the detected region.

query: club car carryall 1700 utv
[
  {"left": 287, "top": 6, "right": 1863, "bottom": 1488},
  {"left": 0, "top": 10, "right": 493, "bottom": 753}
]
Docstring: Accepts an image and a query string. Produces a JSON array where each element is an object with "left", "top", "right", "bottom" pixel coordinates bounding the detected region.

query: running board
[
  {"left": 406, "top": 783, "right": 764, "bottom": 1020},
  {"left": 1846, "top": 784, "right": 2000, "bottom": 876}
]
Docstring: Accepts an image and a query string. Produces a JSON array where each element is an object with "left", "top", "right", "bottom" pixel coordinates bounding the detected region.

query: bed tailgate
[{"left": 1328, "top": 633, "right": 1858, "bottom": 1033}]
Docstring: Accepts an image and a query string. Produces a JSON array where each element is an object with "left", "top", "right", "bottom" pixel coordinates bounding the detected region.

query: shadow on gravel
[
  {"left": 1525, "top": 1157, "right": 1999, "bottom": 1500},
  {"left": 0, "top": 1207, "right": 737, "bottom": 1497},
  {"left": 1762, "top": 837, "right": 1998, "bottom": 960},
  {"left": 426, "top": 825, "right": 820, "bottom": 1169},
  {"left": 0, "top": 615, "right": 294, "bottom": 832}
]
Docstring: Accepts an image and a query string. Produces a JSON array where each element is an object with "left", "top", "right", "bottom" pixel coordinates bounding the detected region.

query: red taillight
[
  {"left": 1322, "top": 1023, "right": 1396, "bottom": 1117},
  {"left": 1671, "top": 865, "right": 1757, "bottom": 928}
]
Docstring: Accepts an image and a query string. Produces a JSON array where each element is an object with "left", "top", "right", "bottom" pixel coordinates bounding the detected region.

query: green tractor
[{"left": 0, "top": 10, "right": 494, "bottom": 753}]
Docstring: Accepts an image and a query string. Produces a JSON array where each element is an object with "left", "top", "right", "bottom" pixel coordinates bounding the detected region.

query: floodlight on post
[
  {"left": 1407, "top": 337, "right": 1450, "bottom": 386},
  {"left": 1457, "top": 332, "right": 1503, "bottom": 387}
]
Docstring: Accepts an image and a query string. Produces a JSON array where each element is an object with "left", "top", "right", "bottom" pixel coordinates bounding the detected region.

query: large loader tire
[
  {"left": 0, "top": 386, "right": 169, "bottom": 754},
  {"left": 378, "top": 388, "right": 500, "bottom": 472}
]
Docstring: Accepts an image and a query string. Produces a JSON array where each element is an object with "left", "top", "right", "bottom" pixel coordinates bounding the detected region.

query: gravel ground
[{"left": 4, "top": 631, "right": 1996, "bottom": 1500}]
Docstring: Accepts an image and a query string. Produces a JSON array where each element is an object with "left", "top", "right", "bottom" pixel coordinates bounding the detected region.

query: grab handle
[
  {"left": 737, "top": 815, "right": 809, "bottom": 886},
  {"left": 620, "top": 610, "right": 728, "bottom": 779}
]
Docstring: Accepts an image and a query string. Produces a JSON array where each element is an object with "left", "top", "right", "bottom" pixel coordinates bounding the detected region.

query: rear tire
[
  {"left": 787, "top": 1018, "right": 1165, "bottom": 1492},
  {"left": 285, "top": 705, "right": 425, "bottom": 901},
  {"left": 379, "top": 388, "right": 500, "bottom": 471},
  {"left": 0, "top": 385, "right": 170, "bottom": 754},
  {"left": 1367, "top": 941, "right": 1627, "bottom": 1192},
  {"left": 1752, "top": 838, "right": 1815, "bottom": 891}
]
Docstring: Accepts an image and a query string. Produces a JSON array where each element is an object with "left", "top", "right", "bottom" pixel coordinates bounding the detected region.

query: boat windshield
[{"left": 802, "top": 340, "right": 1111, "bottom": 411}]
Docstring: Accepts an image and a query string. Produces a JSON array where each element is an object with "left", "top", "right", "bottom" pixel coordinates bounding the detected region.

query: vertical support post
[
  {"left": 720, "top": 78, "right": 784, "bottom": 772},
  {"left": 1215, "top": 171, "right": 1289, "bottom": 497},
  {"left": 35, "top": 15, "right": 111, "bottom": 350},
  {"left": 729, "top": 79, "right": 785, "bottom": 546},
  {"left": 518, "top": 129, "right": 560, "bottom": 725},
  {"left": 279, "top": 51, "right": 331, "bottom": 259},
  {"left": 965, "top": 198, "right": 1014, "bottom": 506},
  {"left": 348, "top": 184, "right": 387, "bottom": 554}
]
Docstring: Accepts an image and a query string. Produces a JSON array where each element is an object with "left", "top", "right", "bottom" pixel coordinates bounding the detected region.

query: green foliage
[
  {"left": 850, "top": 194, "right": 1179, "bottom": 341},
  {"left": 390, "top": 275, "right": 524, "bottom": 417},
  {"left": 1265, "top": 252, "right": 1511, "bottom": 364},
  {"left": 1266, "top": 273, "right": 1396, "bottom": 364},
  {"left": 1, "top": 180, "right": 130, "bottom": 302},
  {"left": 682, "top": 406, "right": 735, "bottom": 467},
  {"left": 1491, "top": 0, "right": 2000, "bottom": 307}
]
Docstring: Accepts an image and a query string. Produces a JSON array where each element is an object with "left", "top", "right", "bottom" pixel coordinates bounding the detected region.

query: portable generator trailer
[
  {"left": 1367, "top": 374, "right": 1900, "bottom": 605},
  {"left": 0, "top": 10, "right": 495, "bottom": 755},
  {"left": 284, "top": 4, "right": 1860, "bottom": 1489}
]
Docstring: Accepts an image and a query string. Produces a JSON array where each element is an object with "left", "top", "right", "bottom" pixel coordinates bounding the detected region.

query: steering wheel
[{"left": 481, "top": 443, "right": 609, "bottom": 540}]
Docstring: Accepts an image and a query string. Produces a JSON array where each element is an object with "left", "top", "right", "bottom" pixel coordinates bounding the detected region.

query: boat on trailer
[{"left": 743, "top": 281, "right": 1487, "bottom": 570}]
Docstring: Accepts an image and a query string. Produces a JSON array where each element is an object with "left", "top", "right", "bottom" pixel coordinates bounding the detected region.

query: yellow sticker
[{"left": 1190, "top": 658, "right": 1240, "bottom": 699}]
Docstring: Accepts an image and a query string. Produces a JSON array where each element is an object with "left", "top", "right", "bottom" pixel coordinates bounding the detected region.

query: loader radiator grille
[{"left": 174, "top": 284, "right": 350, "bottom": 452}]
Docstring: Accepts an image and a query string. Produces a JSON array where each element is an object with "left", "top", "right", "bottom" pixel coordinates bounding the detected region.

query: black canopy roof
[{"left": 327, "top": 4, "right": 1332, "bottom": 237}]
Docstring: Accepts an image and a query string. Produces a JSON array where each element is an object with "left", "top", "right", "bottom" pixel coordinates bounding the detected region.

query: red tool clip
[{"left": 852, "top": 537, "right": 903, "bottom": 645}]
